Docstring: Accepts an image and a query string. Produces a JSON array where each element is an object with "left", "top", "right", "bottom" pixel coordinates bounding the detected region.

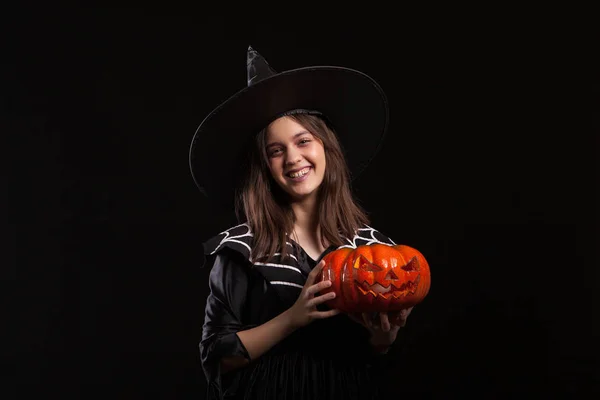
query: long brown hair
[{"left": 235, "top": 114, "right": 370, "bottom": 262}]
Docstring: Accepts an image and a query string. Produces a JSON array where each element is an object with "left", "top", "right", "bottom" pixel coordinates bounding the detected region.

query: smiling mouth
[
  {"left": 356, "top": 275, "right": 421, "bottom": 299},
  {"left": 286, "top": 167, "right": 311, "bottom": 179}
]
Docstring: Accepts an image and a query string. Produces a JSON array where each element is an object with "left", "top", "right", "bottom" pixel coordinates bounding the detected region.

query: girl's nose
[{"left": 285, "top": 148, "right": 302, "bottom": 165}]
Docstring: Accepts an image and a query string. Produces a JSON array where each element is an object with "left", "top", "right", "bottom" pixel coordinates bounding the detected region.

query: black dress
[{"left": 199, "top": 224, "right": 398, "bottom": 400}]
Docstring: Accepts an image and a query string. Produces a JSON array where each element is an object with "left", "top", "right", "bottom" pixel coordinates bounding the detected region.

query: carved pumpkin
[{"left": 316, "top": 244, "right": 431, "bottom": 313}]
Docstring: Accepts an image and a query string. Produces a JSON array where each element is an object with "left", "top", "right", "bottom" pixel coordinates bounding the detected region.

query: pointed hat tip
[{"left": 246, "top": 45, "right": 276, "bottom": 86}]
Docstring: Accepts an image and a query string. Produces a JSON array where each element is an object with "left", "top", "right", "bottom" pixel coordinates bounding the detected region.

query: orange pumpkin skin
[{"left": 317, "top": 244, "right": 431, "bottom": 313}]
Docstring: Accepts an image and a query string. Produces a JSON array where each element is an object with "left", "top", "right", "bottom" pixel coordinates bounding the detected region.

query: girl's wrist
[
  {"left": 281, "top": 308, "right": 300, "bottom": 332},
  {"left": 371, "top": 343, "right": 391, "bottom": 354},
  {"left": 369, "top": 336, "right": 394, "bottom": 353},
  {"left": 370, "top": 331, "right": 397, "bottom": 345}
]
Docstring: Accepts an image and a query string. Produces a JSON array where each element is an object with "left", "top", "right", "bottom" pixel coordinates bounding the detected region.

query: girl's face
[{"left": 265, "top": 116, "right": 326, "bottom": 203}]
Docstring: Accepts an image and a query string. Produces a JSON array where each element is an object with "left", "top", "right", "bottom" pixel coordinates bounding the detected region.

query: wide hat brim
[{"left": 189, "top": 65, "right": 389, "bottom": 210}]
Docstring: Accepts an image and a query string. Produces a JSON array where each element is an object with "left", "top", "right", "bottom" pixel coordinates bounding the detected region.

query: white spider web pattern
[
  {"left": 209, "top": 223, "right": 254, "bottom": 259},
  {"left": 338, "top": 225, "right": 396, "bottom": 249}
]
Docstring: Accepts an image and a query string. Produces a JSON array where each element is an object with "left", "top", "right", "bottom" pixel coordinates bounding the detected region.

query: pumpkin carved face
[{"left": 317, "top": 243, "right": 431, "bottom": 313}]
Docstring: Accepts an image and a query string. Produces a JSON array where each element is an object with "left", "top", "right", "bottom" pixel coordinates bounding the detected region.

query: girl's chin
[{"left": 285, "top": 188, "right": 319, "bottom": 202}]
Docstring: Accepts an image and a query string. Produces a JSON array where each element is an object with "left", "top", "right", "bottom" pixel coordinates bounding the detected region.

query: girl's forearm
[{"left": 221, "top": 308, "right": 298, "bottom": 373}]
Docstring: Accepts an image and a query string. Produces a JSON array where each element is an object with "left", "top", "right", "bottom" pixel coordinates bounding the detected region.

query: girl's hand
[
  {"left": 347, "top": 307, "right": 414, "bottom": 349},
  {"left": 287, "top": 260, "right": 340, "bottom": 329}
]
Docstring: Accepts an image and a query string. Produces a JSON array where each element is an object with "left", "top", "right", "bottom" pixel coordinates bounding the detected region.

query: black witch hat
[{"left": 189, "top": 46, "right": 389, "bottom": 209}]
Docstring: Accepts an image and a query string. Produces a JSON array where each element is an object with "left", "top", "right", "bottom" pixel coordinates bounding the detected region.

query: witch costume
[{"left": 190, "top": 47, "right": 396, "bottom": 399}]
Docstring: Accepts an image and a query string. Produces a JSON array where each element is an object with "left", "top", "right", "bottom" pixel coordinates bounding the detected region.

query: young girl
[{"left": 190, "top": 47, "right": 413, "bottom": 400}]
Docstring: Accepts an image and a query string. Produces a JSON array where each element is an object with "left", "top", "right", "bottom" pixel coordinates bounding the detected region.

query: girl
[{"left": 191, "top": 47, "right": 413, "bottom": 400}]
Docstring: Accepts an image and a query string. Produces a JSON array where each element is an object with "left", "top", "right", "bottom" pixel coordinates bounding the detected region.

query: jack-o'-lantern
[{"left": 316, "top": 244, "right": 431, "bottom": 313}]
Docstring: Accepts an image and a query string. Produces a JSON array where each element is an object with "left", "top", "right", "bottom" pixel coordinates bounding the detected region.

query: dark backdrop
[{"left": 9, "top": 7, "right": 598, "bottom": 400}]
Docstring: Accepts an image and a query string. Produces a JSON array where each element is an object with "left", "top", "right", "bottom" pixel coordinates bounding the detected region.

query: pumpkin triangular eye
[
  {"left": 401, "top": 257, "right": 420, "bottom": 272},
  {"left": 357, "top": 255, "right": 383, "bottom": 272},
  {"left": 384, "top": 270, "right": 399, "bottom": 280}
]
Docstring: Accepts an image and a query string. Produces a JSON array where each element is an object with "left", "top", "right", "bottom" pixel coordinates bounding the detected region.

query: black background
[{"left": 8, "top": 6, "right": 598, "bottom": 399}]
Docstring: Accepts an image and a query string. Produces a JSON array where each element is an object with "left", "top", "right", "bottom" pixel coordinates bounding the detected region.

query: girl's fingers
[
  {"left": 379, "top": 312, "right": 391, "bottom": 332},
  {"left": 361, "top": 312, "right": 372, "bottom": 328},
  {"left": 306, "top": 291, "right": 336, "bottom": 308},
  {"left": 306, "top": 279, "right": 332, "bottom": 297},
  {"left": 310, "top": 309, "right": 341, "bottom": 319},
  {"left": 306, "top": 260, "right": 327, "bottom": 286}
]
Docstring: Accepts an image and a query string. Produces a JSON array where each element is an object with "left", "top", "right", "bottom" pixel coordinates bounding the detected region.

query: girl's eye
[
  {"left": 299, "top": 139, "right": 311, "bottom": 145},
  {"left": 269, "top": 148, "right": 282, "bottom": 157}
]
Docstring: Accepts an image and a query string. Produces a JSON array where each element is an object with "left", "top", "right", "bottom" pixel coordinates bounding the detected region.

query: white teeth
[{"left": 289, "top": 167, "right": 310, "bottom": 178}]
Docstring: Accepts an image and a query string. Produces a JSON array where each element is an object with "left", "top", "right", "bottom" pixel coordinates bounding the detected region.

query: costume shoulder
[
  {"left": 201, "top": 223, "right": 253, "bottom": 265},
  {"left": 339, "top": 225, "right": 396, "bottom": 249}
]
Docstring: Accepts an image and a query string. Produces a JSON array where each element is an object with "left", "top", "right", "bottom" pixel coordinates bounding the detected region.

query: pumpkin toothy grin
[{"left": 356, "top": 275, "right": 421, "bottom": 298}]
